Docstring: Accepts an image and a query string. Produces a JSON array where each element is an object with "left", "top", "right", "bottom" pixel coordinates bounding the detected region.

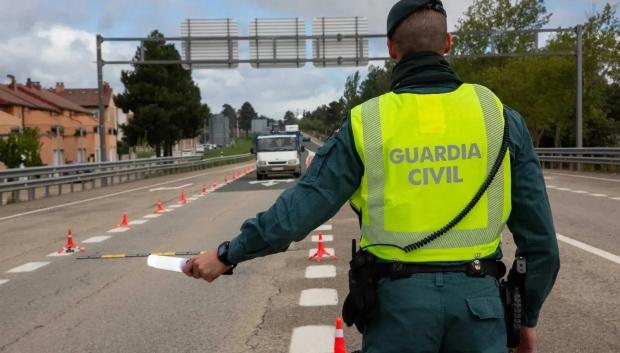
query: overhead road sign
[
  {"left": 249, "top": 18, "right": 306, "bottom": 68},
  {"left": 180, "top": 19, "right": 239, "bottom": 69},
  {"left": 312, "top": 17, "right": 369, "bottom": 67}
]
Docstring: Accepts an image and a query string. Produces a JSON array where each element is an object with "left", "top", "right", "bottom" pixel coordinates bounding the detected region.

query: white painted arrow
[
  {"left": 149, "top": 183, "right": 193, "bottom": 192},
  {"left": 248, "top": 179, "right": 294, "bottom": 187}
]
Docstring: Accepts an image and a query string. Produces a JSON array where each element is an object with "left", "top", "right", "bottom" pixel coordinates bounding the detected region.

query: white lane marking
[
  {"left": 7, "top": 262, "right": 51, "bottom": 273},
  {"left": 305, "top": 265, "right": 337, "bottom": 278},
  {"left": 314, "top": 224, "right": 332, "bottom": 231},
  {"left": 557, "top": 233, "right": 620, "bottom": 265},
  {"left": 289, "top": 326, "right": 334, "bottom": 353},
  {"left": 0, "top": 164, "right": 251, "bottom": 222},
  {"left": 83, "top": 236, "right": 112, "bottom": 243},
  {"left": 149, "top": 183, "right": 193, "bottom": 192},
  {"left": 556, "top": 187, "right": 572, "bottom": 191},
  {"left": 547, "top": 172, "right": 620, "bottom": 183},
  {"left": 129, "top": 220, "right": 148, "bottom": 225},
  {"left": 248, "top": 179, "right": 294, "bottom": 187},
  {"left": 0, "top": 279, "right": 8, "bottom": 286},
  {"left": 589, "top": 193, "right": 608, "bottom": 197},
  {"left": 570, "top": 190, "right": 588, "bottom": 194},
  {"left": 143, "top": 214, "right": 162, "bottom": 219},
  {"left": 107, "top": 227, "right": 130, "bottom": 233},
  {"left": 299, "top": 288, "right": 339, "bottom": 306},
  {"left": 169, "top": 204, "right": 184, "bottom": 208},
  {"left": 308, "top": 248, "right": 335, "bottom": 257},
  {"left": 613, "top": 197, "right": 620, "bottom": 201},
  {"left": 187, "top": 197, "right": 199, "bottom": 201},
  {"left": 311, "top": 234, "right": 333, "bottom": 242},
  {"left": 47, "top": 251, "right": 75, "bottom": 257},
  {"left": 546, "top": 185, "right": 556, "bottom": 188}
]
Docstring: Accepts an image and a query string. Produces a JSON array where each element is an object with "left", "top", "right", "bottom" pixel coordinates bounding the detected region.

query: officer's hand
[
  {"left": 514, "top": 326, "right": 537, "bottom": 353},
  {"left": 182, "top": 250, "right": 230, "bottom": 282}
]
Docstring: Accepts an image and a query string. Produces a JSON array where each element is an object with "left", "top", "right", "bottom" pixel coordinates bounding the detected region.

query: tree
[
  {"left": 238, "top": 102, "right": 257, "bottom": 136},
  {"left": 115, "top": 30, "right": 206, "bottom": 157},
  {"left": 283, "top": 110, "right": 299, "bottom": 125},
  {"left": 221, "top": 104, "right": 237, "bottom": 138},
  {"left": 0, "top": 128, "right": 42, "bottom": 168}
]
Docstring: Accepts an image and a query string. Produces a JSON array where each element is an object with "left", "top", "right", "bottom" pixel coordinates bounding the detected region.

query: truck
[{"left": 251, "top": 134, "right": 305, "bottom": 180}]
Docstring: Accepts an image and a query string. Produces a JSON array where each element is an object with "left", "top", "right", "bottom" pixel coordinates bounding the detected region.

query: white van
[{"left": 252, "top": 134, "right": 304, "bottom": 180}]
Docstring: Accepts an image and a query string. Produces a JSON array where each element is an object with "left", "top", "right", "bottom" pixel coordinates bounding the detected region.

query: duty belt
[{"left": 376, "top": 259, "right": 506, "bottom": 280}]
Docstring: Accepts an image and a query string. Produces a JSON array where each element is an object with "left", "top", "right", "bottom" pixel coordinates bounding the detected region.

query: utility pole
[
  {"left": 96, "top": 34, "right": 108, "bottom": 162},
  {"left": 575, "top": 25, "right": 583, "bottom": 148}
]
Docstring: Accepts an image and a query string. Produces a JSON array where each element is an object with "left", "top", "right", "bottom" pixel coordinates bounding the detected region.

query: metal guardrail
[
  {"left": 535, "top": 148, "right": 620, "bottom": 170},
  {"left": 0, "top": 154, "right": 253, "bottom": 206}
]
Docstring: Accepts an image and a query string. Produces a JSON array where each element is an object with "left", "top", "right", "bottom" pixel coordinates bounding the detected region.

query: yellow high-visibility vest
[{"left": 349, "top": 83, "right": 511, "bottom": 262}]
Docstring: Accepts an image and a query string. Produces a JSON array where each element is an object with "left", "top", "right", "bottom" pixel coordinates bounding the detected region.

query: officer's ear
[
  {"left": 443, "top": 32, "right": 453, "bottom": 56},
  {"left": 387, "top": 37, "right": 399, "bottom": 62}
]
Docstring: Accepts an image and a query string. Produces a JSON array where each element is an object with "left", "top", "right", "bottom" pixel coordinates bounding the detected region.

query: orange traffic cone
[
  {"left": 155, "top": 199, "right": 166, "bottom": 214},
  {"left": 57, "top": 229, "right": 85, "bottom": 254},
  {"left": 178, "top": 191, "right": 187, "bottom": 205},
  {"left": 118, "top": 211, "right": 131, "bottom": 228},
  {"left": 224, "top": 176, "right": 228, "bottom": 184},
  {"left": 308, "top": 231, "right": 337, "bottom": 262},
  {"left": 211, "top": 180, "right": 218, "bottom": 191},
  {"left": 201, "top": 184, "right": 208, "bottom": 194},
  {"left": 334, "top": 317, "right": 347, "bottom": 353}
]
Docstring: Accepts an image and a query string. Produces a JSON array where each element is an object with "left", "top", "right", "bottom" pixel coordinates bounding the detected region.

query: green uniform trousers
[{"left": 362, "top": 272, "right": 507, "bottom": 353}]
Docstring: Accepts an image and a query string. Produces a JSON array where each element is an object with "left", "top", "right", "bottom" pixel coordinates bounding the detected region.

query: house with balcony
[{"left": 55, "top": 82, "right": 120, "bottom": 161}]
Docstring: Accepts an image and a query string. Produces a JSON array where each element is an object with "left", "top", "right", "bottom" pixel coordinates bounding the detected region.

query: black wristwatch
[{"left": 217, "top": 241, "right": 236, "bottom": 275}]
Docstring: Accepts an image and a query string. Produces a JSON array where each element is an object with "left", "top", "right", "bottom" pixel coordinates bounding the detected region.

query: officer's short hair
[{"left": 392, "top": 8, "right": 447, "bottom": 56}]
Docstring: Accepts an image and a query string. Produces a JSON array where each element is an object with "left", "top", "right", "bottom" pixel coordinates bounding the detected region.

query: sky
[{"left": 0, "top": 0, "right": 615, "bottom": 120}]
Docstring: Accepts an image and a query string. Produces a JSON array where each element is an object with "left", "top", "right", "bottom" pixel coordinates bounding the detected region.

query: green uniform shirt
[{"left": 228, "top": 54, "right": 559, "bottom": 327}]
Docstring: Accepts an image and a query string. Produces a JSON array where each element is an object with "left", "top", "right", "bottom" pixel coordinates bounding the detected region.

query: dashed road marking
[
  {"left": 289, "top": 326, "right": 334, "bottom": 353},
  {"left": 7, "top": 262, "right": 51, "bottom": 273},
  {"left": 311, "top": 234, "right": 333, "bottom": 242},
  {"left": 308, "top": 248, "right": 335, "bottom": 258},
  {"left": 546, "top": 185, "right": 557, "bottom": 188},
  {"left": 557, "top": 233, "right": 620, "bottom": 265},
  {"left": 547, "top": 172, "right": 620, "bottom": 183},
  {"left": 314, "top": 224, "right": 332, "bottom": 231},
  {"left": 143, "top": 214, "right": 162, "bottom": 219},
  {"left": 0, "top": 279, "right": 8, "bottom": 286},
  {"left": 570, "top": 190, "right": 588, "bottom": 194},
  {"left": 589, "top": 193, "right": 607, "bottom": 197},
  {"left": 613, "top": 197, "right": 620, "bottom": 201},
  {"left": 83, "top": 236, "right": 112, "bottom": 243},
  {"left": 169, "top": 204, "right": 184, "bottom": 209},
  {"left": 299, "top": 288, "right": 338, "bottom": 306},
  {"left": 129, "top": 219, "right": 148, "bottom": 225},
  {"left": 305, "top": 265, "right": 337, "bottom": 278},
  {"left": 0, "top": 164, "right": 251, "bottom": 222},
  {"left": 188, "top": 197, "right": 199, "bottom": 201},
  {"left": 556, "top": 187, "right": 572, "bottom": 191},
  {"left": 107, "top": 227, "right": 130, "bottom": 233},
  {"left": 47, "top": 251, "right": 75, "bottom": 257}
]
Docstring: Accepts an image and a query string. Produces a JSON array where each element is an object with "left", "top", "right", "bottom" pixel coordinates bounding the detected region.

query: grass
[{"left": 202, "top": 138, "right": 253, "bottom": 159}]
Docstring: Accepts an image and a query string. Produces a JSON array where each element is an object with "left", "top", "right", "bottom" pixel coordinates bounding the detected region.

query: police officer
[{"left": 183, "top": 1, "right": 560, "bottom": 352}]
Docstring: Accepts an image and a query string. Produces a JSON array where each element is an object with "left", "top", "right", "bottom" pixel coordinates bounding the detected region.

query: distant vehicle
[
  {"left": 196, "top": 145, "right": 205, "bottom": 153},
  {"left": 251, "top": 134, "right": 305, "bottom": 180},
  {"left": 285, "top": 124, "right": 299, "bottom": 132}
]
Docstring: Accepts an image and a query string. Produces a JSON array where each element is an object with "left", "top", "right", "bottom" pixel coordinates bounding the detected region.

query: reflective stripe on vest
[{"left": 349, "top": 83, "right": 511, "bottom": 262}]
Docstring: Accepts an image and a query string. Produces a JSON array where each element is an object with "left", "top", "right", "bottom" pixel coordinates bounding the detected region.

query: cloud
[
  {"left": 193, "top": 66, "right": 357, "bottom": 119},
  {"left": 237, "top": 0, "right": 475, "bottom": 31},
  {"left": 0, "top": 24, "right": 133, "bottom": 89}
]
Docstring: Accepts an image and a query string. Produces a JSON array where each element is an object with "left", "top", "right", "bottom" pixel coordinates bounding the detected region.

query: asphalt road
[{"left": 0, "top": 154, "right": 618, "bottom": 352}]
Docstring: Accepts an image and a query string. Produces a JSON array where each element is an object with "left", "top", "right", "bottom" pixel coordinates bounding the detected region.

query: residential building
[
  {"left": 0, "top": 77, "right": 111, "bottom": 166},
  {"left": 55, "top": 82, "right": 118, "bottom": 161}
]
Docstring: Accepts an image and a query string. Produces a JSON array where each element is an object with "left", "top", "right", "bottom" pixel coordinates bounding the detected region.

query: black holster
[
  {"left": 500, "top": 257, "right": 527, "bottom": 348},
  {"left": 342, "top": 249, "right": 382, "bottom": 333}
]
